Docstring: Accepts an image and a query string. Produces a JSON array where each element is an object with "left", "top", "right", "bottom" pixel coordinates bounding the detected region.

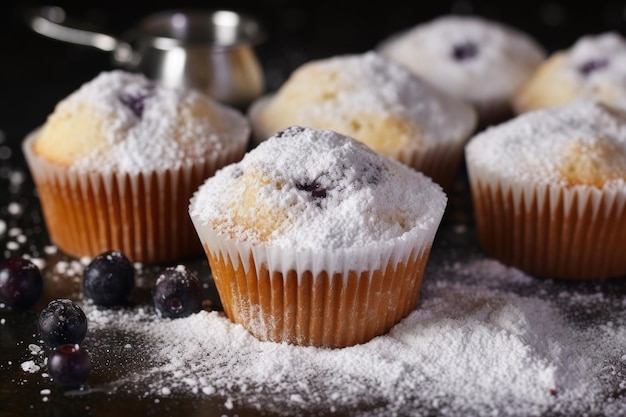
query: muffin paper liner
[
  {"left": 190, "top": 209, "right": 443, "bottom": 348},
  {"left": 467, "top": 163, "right": 626, "bottom": 279},
  {"left": 22, "top": 131, "right": 247, "bottom": 263},
  {"left": 248, "top": 94, "right": 474, "bottom": 190},
  {"left": 396, "top": 136, "right": 467, "bottom": 190}
]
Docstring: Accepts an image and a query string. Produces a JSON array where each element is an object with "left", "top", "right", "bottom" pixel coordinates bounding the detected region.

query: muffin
[
  {"left": 378, "top": 15, "right": 546, "bottom": 127},
  {"left": 23, "top": 70, "right": 250, "bottom": 263},
  {"left": 248, "top": 52, "right": 476, "bottom": 189},
  {"left": 514, "top": 32, "right": 626, "bottom": 113},
  {"left": 465, "top": 100, "right": 626, "bottom": 280},
  {"left": 189, "top": 126, "right": 447, "bottom": 348}
]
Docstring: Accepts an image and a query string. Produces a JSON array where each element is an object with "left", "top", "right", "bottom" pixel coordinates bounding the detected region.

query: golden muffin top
[
  {"left": 34, "top": 70, "right": 249, "bottom": 173},
  {"left": 190, "top": 126, "right": 447, "bottom": 250},
  {"left": 466, "top": 100, "right": 626, "bottom": 189},
  {"left": 249, "top": 52, "right": 476, "bottom": 157},
  {"left": 515, "top": 32, "right": 626, "bottom": 114}
]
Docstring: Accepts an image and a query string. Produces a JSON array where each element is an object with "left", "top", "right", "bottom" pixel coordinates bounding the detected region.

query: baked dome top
[
  {"left": 34, "top": 70, "right": 249, "bottom": 174},
  {"left": 190, "top": 126, "right": 447, "bottom": 249},
  {"left": 466, "top": 100, "right": 626, "bottom": 189}
]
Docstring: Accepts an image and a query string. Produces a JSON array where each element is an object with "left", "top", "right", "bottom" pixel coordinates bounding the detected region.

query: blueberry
[
  {"left": 119, "top": 87, "right": 154, "bottom": 118},
  {"left": 82, "top": 251, "right": 135, "bottom": 306},
  {"left": 296, "top": 180, "right": 327, "bottom": 199},
  {"left": 152, "top": 266, "right": 203, "bottom": 319},
  {"left": 451, "top": 41, "right": 479, "bottom": 61},
  {"left": 578, "top": 58, "right": 609, "bottom": 76},
  {"left": 47, "top": 344, "right": 92, "bottom": 389},
  {"left": 38, "top": 299, "right": 87, "bottom": 348},
  {"left": 0, "top": 258, "right": 43, "bottom": 310}
]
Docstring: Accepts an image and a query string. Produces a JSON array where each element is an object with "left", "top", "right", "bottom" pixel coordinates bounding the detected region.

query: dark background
[{"left": 1, "top": 0, "right": 626, "bottom": 145}]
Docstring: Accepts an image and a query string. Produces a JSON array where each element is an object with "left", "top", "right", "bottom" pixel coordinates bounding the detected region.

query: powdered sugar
[
  {"left": 564, "top": 32, "right": 626, "bottom": 106},
  {"left": 254, "top": 52, "right": 477, "bottom": 149},
  {"left": 267, "top": 52, "right": 476, "bottom": 146},
  {"left": 190, "top": 126, "right": 447, "bottom": 248},
  {"left": 465, "top": 100, "right": 626, "bottom": 188},
  {"left": 3, "top": 167, "right": 626, "bottom": 415},
  {"left": 379, "top": 15, "right": 545, "bottom": 107},
  {"left": 1, "top": 51, "right": 624, "bottom": 417},
  {"left": 38, "top": 70, "right": 250, "bottom": 174},
  {"left": 57, "top": 255, "right": 626, "bottom": 417},
  {"left": 21, "top": 360, "right": 41, "bottom": 373}
]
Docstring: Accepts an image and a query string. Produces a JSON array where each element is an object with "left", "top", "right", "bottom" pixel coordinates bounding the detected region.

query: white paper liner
[
  {"left": 467, "top": 161, "right": 626, "bottom": 279},
  {"left": 22, "top": 130, "right": 247, "bottom": 263},
  {"left": 248, "top": 94, "right": 474, "bottom": 189},
  {"left": 191, "top": 208, "right": 443, "bottom": 347},
  {"left": 190, "top": 207, "right": 443, "bottom": 279},
  {"left": 396, "top": 133, "right": 468, "bottom": 190}
]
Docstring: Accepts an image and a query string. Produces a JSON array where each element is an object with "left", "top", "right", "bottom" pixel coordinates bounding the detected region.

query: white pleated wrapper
[
  {"left": 189, "top": 186, "right": 446, "bottom": 347},
  {"left": 467, "top": 161, "right": 626, "bottom": 279},
  {"left": 190, "top": 205, "right": 443, "bottom": 281},
  {"left": 469, "top": 163, "right": 626, "bottom": 218}
]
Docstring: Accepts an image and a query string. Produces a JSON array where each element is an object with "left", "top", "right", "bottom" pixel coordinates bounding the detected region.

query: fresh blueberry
[
  {"left": 47, "top": 344, "right": 92, "bottom": 389},
  {"left": 451, "top": 41, "right": 479, "bottom": 61},
  {"left": 152, "top": 266, "right": 203, "bottom": 319},
  {"left": 0, "top": 258, "right": 43, "bottom": 310},
  {"left": 82, "top": 251, "right": 135, "bottom": 306},
  {"left": 38, "top": 299, "right": 88, "bottom": 348}
]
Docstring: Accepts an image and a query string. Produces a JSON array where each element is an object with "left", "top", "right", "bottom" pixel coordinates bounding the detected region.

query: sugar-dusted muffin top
[
  {"left": 515, "top": 33, "right": 626, "bottom": 113},
  {"left": 466, "top": 101, "right": 626, "bottom": 189},
  {"left": 34, "top": 70, "right": 250, "bottom": 173},
  {"left": 378, "top": 15, "right": 545, "bottom": 116},
  {"left": 190, "top": 126, "right": 447, "bottom": 250},
  {"left": 249, "top": 52, "right": 476, "bottom": 154}
]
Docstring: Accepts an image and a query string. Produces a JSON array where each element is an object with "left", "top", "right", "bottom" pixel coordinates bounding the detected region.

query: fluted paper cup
[
  {"left": 468, "top": 163, "right": 626, "bottom": 279},
  {"left": 23, "top": 130, "right": 247, "bottom": 263},
  {"left": 190, "top": 205, "right": 443, "bottom": 348},
  {"left": 395, "top": 136, "right": 468, "bottom": 191}
]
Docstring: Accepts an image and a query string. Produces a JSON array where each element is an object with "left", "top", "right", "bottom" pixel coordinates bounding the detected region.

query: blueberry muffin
[
  {"left": 189, "top": 126, "right": 447, "bottom": 347},
  {"left": 515, "top": 32, "right": 626, "bottom": 113},
  {"left": 379, "top": 15, "right": 546, "bottom": 127},
  {"left": 23, "top": 70, "right": 250, "bottom": 263},
  {"left": 465, "top": 100, "right": 626, "bottom": 279}
]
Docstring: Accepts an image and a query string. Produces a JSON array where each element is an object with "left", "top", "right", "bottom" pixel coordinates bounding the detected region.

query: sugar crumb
[{"left": 20, "top": 361, "right": 40, "bottom": 373}]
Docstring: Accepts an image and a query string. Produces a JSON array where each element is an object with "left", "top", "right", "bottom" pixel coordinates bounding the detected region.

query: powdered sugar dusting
[
  {"left": 190, "top": 126, "right": 447, "bottom": 248},
  {"left": 21, "top": 360, "right": 40, "bottom": 373},
  {"left": 281, "top": 52, "right": 476, "bottom": 146},
  {"left": 71, "top": 255, "right": 626, "bottom": 417},
  {"left": 42, "top": 70, "right": 249, "bottom": 174},
  {"left": 465, "top": 100, "right": 626, "bottom": 188},
  {"left": 3, "top": 157, "right": 626, "bottom": 415},
  {"left": 379, "top": 15, "right": 546, "bottom": 104},
  {"left": 564, "top": 32, "right": 626, "bottom": 107}
]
